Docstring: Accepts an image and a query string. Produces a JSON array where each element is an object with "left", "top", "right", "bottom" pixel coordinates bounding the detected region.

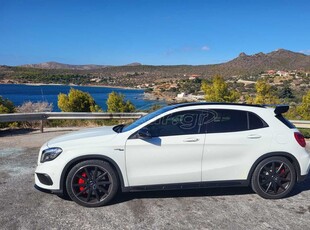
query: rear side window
[
  {"left": 206, "top": 109, "right": 248, "bottom": 133},
  {"left": 276, "top": 115, "right": 295, "bottom": 128},
  {"left": 248, "top": 112, "right": 268, "bottom": 130},
  {"left": 205, "top": 109, "right": 268, "bottom": 134}
]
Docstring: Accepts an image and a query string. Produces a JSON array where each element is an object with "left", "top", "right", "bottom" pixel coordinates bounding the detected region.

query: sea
[{"left": 0, "top": 84, "right": 162, "bottom": 112}]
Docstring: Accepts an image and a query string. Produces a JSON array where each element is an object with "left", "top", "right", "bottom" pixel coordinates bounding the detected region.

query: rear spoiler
[{"left": 274, "top": 105, "right": 289, "bottom": 115}]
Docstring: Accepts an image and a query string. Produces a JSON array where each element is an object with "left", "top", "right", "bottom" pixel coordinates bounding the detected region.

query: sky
[{"left": 0, "top": 0, "right": 309, "bottom": 66}]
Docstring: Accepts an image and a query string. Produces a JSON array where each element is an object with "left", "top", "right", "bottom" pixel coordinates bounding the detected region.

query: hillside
[
  {"left": 21, "top": 61, "right": 110, "bottom": 70},
  {"left": 222, "top": 49, "right": 310, "bottom": 75},
  {"left": 0, "top": 49, "right": 309, "bottom": 87},
  {"left": 21, "top": 61, "right": 142, "bottom": 70}
]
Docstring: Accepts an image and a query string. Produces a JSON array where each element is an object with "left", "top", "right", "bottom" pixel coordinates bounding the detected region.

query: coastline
[
  {"left": 0, "top": 82, "right": 141, "bottom": 91},
  {"left": 0, "top": 82, "right": 165, "bottom": 104},
  {"left": 0, "top": 83, "right": 159, "bottom": 112}
]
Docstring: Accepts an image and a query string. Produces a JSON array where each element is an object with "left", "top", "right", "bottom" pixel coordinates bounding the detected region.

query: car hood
[{"left": 47, "top": 126, "right": 117, "bottom": 147}]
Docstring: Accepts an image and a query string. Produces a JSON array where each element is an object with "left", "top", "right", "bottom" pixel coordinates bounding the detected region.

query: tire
[
  {"left": 251, "top": 156, "right": 296, "bottom": 199},
  {"left": 66, "top": 160, "right": 119, "bottom": 207}
]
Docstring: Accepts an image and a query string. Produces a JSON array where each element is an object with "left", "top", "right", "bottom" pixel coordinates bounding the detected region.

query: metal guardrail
[
  {"left": 0, "top": 112, "right": 147, "bottom": 122},
  {"left": 0, "top": 112, "right": 147, "bottom": 132},
  {"left": 0, "top": 112, "right": 309, "bottom": 132},
  {"left": 290, "top": 120, "right": 310, "bottom": 129}
]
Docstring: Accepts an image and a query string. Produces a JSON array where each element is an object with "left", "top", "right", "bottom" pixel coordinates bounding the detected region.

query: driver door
[{"left": 125, "top": 110, "right": 206, "bottom": 186}]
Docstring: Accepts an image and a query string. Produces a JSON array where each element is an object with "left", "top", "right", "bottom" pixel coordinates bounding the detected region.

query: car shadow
[
  {"left": 111, "top": 175, "right": 310, "bottom": 205},
  {"left": 53, "top": 177, "right": 310, "bottom": 205},
  {"left": 289, "top": 175, "right": 310, "bottom": 197},
  {"left": 110, "top": 186, "right": 255, "bottom": 205}
]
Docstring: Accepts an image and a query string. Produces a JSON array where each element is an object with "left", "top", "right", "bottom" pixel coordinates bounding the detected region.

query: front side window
[
  {"left": 144, "top": 110, "right": 205, "bottom": 137},
  {"left": 121, "top": 105, "right": 178, "bottom": 132}
]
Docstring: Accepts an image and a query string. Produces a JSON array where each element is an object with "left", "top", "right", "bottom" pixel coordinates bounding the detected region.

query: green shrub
[
  {"left": 58, "top": 88, "right": 102, "bottom": 112},
  {"left": 106, "top": 91, "right": 135, "bottom": 112},
  {"left": 299, "top": 128, "right": 310, "bottom": 139},
  {"left": 0, "top": 96, "right": 16, "bottom": 129}
]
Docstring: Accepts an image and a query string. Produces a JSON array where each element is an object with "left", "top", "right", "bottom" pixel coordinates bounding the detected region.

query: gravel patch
[{"left": 0, "top": 128, "right": 309, "bottom": 230}]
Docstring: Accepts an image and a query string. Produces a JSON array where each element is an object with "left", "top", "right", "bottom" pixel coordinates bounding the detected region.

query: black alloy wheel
[
  {"left": 66, "top": 160, "right": 118, "bottom": 207},
  {"left": 251, "top": 156, "right": 296, "bottom": 199}
]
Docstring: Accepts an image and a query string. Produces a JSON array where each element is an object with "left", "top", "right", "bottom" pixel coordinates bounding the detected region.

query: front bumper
[
  {"left": 35, "top": 161, "right": 63, "bottom": 190},
  {"left": 34, "top": 184, "right": 63, "bottom": 195}
]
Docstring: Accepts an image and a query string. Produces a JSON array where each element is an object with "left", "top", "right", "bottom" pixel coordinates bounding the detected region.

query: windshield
[{"left": 121, "top": 105, "right": 177, "bottom": 132}]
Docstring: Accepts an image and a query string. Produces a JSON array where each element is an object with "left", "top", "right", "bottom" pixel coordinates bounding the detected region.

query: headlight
[{"left": 40, "top": 147, "right": 63, "bottom": 163}]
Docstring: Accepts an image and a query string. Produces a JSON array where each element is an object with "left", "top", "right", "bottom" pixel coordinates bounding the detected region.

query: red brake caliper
[{"left": 78, "top": 172, "right": 87, "bottom": 192}]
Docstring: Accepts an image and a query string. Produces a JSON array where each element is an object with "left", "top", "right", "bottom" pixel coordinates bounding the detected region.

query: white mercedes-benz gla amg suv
[{"left": 35, "top": 103, "right": 309, "bottom": 207}]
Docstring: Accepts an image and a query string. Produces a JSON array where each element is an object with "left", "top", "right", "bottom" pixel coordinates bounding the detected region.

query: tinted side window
[
  {"left": 248, "top": 112, "right": 268, "bottom": 130},
  {"left": 145, "top": 110, "right": 205, "bottom": 137},
  {"left": 206, "top": 109, "right": 248, "bottom": 133}
]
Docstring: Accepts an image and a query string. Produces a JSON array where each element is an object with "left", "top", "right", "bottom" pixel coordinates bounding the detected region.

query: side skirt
[{"left": 122, "top": 180, "right": 249, "bottom": 192}]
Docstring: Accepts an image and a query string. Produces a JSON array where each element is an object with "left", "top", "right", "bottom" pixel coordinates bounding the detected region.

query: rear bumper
[
  {"left": 298, "top": 150, "right": 310, "bottom": 181},
  {"left": 298, "top": 174, "right": 309, "bottom": 182}
]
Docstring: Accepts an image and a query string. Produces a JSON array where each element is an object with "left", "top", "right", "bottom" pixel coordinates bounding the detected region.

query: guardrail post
[{"left": 40, "top": 120, "right": 44, "bottom": 133}]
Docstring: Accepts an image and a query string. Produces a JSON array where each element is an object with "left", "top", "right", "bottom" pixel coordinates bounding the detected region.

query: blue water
[{"left": 0, "top": 84, "right": 161, "bottom": 112}]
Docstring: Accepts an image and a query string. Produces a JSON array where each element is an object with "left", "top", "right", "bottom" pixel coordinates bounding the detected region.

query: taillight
[{"left": 294, "top": 132, "right": 306, "bottom": 147}]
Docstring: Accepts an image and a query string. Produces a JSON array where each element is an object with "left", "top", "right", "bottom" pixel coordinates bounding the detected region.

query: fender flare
[
  {"left": 59, "top": 155, "right": 126, "bottom": 193},
  {"left": 247, "top": 151, "right": 302, "bottom": 182}
]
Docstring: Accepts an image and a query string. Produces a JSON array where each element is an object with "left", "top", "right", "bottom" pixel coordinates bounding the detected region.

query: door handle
[
  {"left": 183, "top": 138, "right": 199, "bottom": 142},
  {"left": 247, "top": 134, "right": 262, "bottom": 139}
]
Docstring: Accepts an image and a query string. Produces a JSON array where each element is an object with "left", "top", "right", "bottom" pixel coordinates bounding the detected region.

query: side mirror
[{"left": 138, "top": 128, "right": 152, "bottom": 139}]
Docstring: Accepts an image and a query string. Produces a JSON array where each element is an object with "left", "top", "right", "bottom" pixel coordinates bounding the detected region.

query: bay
[{"left": 0, "top": 84, "right": 161, "bottom": 112}]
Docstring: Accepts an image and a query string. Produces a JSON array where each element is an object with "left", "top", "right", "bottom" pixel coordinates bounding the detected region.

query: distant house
[
  {"left": 177, "top": 92, "right": 186, "bottom": 98},
  {"left": 261, "top": 73, "right": 270, "bottom": 78},
  {"left": 90, "top": 78, "right": 101, "bottom": 83},
  {"left": 276, "top": 71, "right": 289, "bottom": 77},
  {"left": 189, "top": 75, "right": 200, "bottom": 80},
  {"left": 267, "top": 70, "right": 276, "bottom": 75}
]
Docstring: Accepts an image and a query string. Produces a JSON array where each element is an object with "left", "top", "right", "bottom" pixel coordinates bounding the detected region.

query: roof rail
[{"left": 173, "top": 102, "right": 266, "bottom": 108}]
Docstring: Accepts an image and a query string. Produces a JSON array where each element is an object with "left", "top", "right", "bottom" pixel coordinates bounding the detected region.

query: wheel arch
[
  {"left": 59, "top": 155, "right": 126, "bottom": 194},
  {"left": 247, "top": 151, "right": 302, "bottom": 183}
]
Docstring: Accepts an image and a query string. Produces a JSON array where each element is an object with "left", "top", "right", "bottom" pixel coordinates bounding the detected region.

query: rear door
[{"left": 201, "top": 109, "right": 272, "bottom": 181}]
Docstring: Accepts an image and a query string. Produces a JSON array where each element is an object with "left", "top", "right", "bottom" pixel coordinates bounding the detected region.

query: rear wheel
[
  {"left": 251, "top": 156, "right": 296, "bottom": 199},
  {"left": 66, "top": 160, "right": 118, "bottom": 207}
]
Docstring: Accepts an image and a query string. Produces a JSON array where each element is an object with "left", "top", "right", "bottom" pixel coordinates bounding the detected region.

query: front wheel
[
  {"left": 251, "top": 156, "right": 296, "bottom": 199},
  {"left": 66, "top": 160, "right": 119, "bottom": 207}
]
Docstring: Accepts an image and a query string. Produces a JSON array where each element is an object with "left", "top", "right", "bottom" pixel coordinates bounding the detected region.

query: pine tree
[
  {"left": 201, "top": 75, "right": 240, "bottom": 102},
  {"left": 58, "top": 88, "right": 101, "bottom": 112},
  {"left": 106, "top": 91, "right": 135, "bottom": 112},
  {"left": 247, "top": 79, "right": 279, "bottom": 104}
]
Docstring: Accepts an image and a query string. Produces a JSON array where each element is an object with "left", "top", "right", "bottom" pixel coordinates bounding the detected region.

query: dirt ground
[{"left": 0, "top": 128, "right": 310, "bottom": 230}]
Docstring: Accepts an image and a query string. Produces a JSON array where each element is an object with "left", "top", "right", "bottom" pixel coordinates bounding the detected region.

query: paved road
[{"left": 0, "top": 128, "right": 310, "bottom": 230}]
